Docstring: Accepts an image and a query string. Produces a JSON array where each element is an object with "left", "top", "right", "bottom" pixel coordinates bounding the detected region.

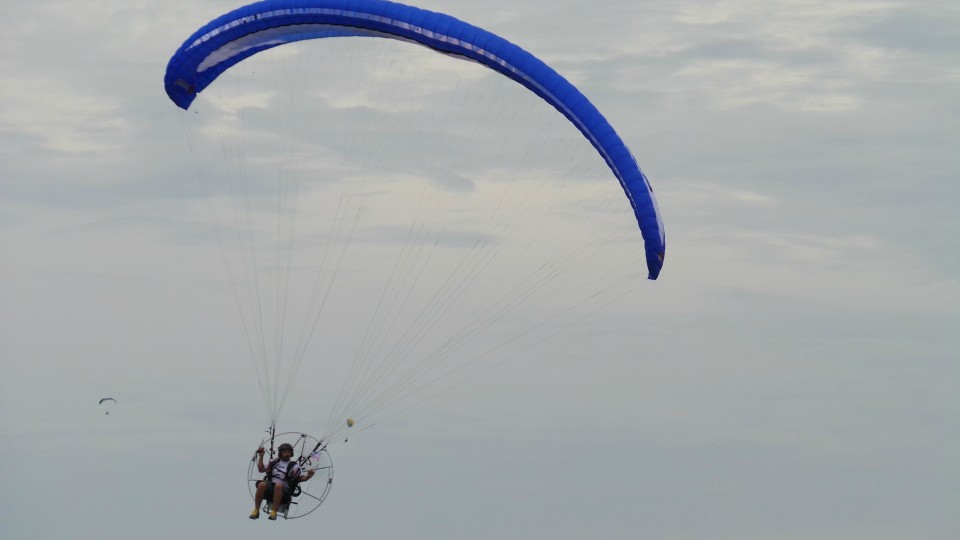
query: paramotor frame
[{"left": 248, "top": 431, "right": 334, "bottom": 519}]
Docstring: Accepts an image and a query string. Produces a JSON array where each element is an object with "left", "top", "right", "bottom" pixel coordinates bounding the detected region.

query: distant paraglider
[{"left": 99, "top": 397, "right": 117, "bottom": 415}]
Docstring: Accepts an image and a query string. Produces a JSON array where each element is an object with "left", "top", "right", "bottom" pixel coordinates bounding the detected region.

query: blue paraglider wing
[{"left": 164, "top": 0, "right": 665, "bottom": 279}]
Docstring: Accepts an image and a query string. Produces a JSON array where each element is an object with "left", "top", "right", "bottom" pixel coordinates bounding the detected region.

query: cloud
[{"left": 2, "top": 2, "right": 958, "bottom": 539}]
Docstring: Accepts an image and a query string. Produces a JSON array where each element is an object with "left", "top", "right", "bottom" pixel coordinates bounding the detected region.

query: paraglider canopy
[{"left": 164, "top": 0, "right": 665, "bottom": 279}]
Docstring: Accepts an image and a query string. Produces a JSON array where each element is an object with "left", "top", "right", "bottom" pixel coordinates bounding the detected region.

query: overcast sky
[{"left": 1, "top": 1, "right": 958, "bottom": 539}]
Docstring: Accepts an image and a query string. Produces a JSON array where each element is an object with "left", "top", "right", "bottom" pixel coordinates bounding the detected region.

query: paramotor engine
[{"left": 248, "top": 432, "right": 333, "bottom": 519}]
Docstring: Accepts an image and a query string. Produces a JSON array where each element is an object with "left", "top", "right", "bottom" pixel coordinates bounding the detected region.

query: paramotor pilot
[{"left": 250, "top": 442, "right": 315, "bottom": 520}]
